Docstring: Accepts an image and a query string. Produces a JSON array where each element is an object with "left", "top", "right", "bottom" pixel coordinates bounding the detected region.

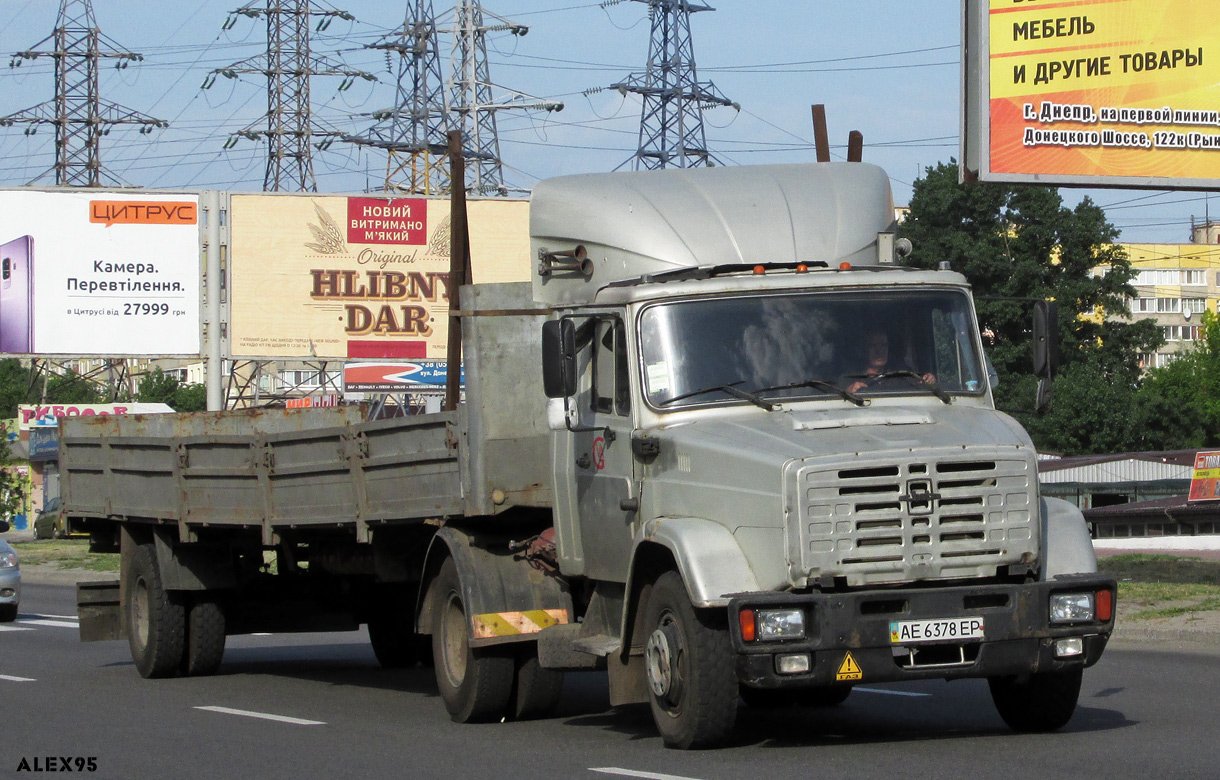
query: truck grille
[{"left": 790, "top": 450, "right": 1036, "bottom": 587}]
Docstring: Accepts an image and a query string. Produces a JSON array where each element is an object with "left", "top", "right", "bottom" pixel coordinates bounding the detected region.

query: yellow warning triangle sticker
[{"left": 836, "top": 652, "right": 863, "bottom": 681}]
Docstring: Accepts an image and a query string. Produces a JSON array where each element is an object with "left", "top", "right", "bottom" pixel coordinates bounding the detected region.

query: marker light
[
  {"left": 796, "top": 264, "right": 808, "bottom": 273},
  {"left": 739, "top": 609, "right": 756, "bottom": 642},
  {"left": 839, "top": 262, "right": 852, "bottom": 270},
  {"left": 1096, "top": 589, "right": 1114, "bottom": 622},
  {"left": 753, "top": 265, "right": 765, "bottom": 275}
]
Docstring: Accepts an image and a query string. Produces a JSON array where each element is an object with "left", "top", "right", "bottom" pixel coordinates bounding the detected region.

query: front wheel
[
  {"left": 431, "top": 558, "right": 514, "bottom": 722},
  {"left": 989, "top": 667, "right": 1083, "bottom": 732},
  {"left": 643, "top": 571, "right": 737, "bottom": 749},
  {"left": 125, "top": 543, "right": 185, "bottom": 679}
]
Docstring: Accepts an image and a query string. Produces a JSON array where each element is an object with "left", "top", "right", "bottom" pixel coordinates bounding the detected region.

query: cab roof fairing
[{"left": 529, "top": 162, "right": 897, "bottom": 306}]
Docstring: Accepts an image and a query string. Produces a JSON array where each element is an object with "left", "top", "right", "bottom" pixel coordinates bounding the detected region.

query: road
[{"left": 3, "top": 582, "right": 1219, "bottom": 780}]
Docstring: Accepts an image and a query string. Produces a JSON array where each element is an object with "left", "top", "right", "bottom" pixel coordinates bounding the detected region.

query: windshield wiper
[
  {"left": 754, "top": 379, "right": 867, "bottom": 407},
  {"left": 845, "top": 370, "right": 952, "bottom": 404},
  {"left": 658, "top": 381, "right": 775, "bottom": 411}
]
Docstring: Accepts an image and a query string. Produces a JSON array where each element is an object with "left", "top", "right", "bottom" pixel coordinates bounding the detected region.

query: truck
[{"left": 65, "top": 161, "right": 1115, "bottom": 749}]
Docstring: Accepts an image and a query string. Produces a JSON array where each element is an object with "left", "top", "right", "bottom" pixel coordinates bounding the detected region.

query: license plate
[{"left": 890, "top": 617, "right": 985, "bottom": 644}]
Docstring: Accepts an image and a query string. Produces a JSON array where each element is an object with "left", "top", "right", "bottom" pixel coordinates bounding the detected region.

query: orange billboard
[
  {"left": 965, "top": 0, "right": 1220, "bottom": 187},
  {"left": 228, "top": 194, "right": 530, "bottom": 360}
]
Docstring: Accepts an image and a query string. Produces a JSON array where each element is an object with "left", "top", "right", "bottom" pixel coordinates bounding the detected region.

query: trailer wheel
[
  {"left": 988, "top": 667, "right": 1083, "bottom": 732},
  {"left": 182, "top": 596, "right": 226, "bottom": 677},
  {"left": 368, "top": 615, "right": 424, "bottom": 669},
  {"left": 431, "top": 558, "right": 514, "bottom": 722},
  {"left": 510, "top": 648, "right": 564, "bottom": 720},
  {"left": 125, "top": 543, "right": 185, "bottom": 679},
  {"left": 643, "top": 571, "right": 737, "bottom": 749}
]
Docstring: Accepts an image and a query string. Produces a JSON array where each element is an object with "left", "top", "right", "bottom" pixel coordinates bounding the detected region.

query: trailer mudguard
[
  {"left": 416, "top": 525, "right": 573, "bottom": 648},
  {"left": 1041, "top": 496, "right": 1099, "bottom": 578},
  {"left": 633, "top": 517, "right": 761, "bottom": 609}
]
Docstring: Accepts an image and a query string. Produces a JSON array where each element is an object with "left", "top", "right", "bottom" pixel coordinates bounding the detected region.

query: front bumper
[
  {"left": 728, "top": 575, "right": 1115, "bottom": 689},
  {"left": 0, "top": 568, "right": 20, "bottom": 604}
]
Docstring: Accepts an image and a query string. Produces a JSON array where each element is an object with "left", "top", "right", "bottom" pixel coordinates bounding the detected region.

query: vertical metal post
[
  {"left": 204, "top": 190, "right": 224, "bottom": 411},
  {"left": 812, "top": 105, "right": 831, "bottom": 163},
  {"left": 444, "top": 130, "right": 470, "bottom": 412},
  {"left": 847, "top": 130, "right": 864, "bottom": 162}
]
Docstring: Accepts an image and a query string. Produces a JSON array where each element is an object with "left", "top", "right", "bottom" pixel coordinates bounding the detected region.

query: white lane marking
[
  {"left": 194, "top": 706, "right": 326, "bottom": 726},
  {"left": 24, "top": 613, "right": 79, "bottom": 621},
  {"left": 23, "top": 619, "right": 79, "bottom": 629},
  {"left": 854, "top": 687, "right": 931, "bottom": 698},
  {"left": 592, "top": 769, "right": 704, "bottom": 780},
  {"left": 0, "top": 675, "right": 36, "bottom": 682},
  {"left": 0, "top": 625, "right": 33, "bottom": 632}
]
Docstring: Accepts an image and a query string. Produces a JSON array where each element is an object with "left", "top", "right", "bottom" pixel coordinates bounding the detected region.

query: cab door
[{"left": 552, "top": 314, "right": 636, "bottom": 583}]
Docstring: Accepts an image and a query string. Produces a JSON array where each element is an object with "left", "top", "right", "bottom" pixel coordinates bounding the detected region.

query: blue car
[{"left": 0, "top": 521, "right": 20, "bottom": 622}]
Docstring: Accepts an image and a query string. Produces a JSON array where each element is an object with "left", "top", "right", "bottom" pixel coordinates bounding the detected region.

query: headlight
[
  {"left": 1050, "top": 592, "right": 1094, "bottom": 623},
  {"left": 756, "top": 608, "right": 805, "bottom": 640},
  {"left": 0, "top": 552, "right": 16, "bottom": 569}
]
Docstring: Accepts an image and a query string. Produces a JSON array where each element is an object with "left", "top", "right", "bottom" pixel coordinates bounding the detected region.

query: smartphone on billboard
[{"left": 0, "top": 235, "right": 34, "bottom": 354}]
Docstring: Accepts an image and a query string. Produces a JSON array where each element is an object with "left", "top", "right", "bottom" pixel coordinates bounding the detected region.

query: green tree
[
  {"left": 0, "top": 359, "right": 41, "bottom": 419},
  {"left": 44, "top": 370, "right": 106, "bottom": 405},
  {"left": 1133, "top": 309, "right": 1220, "bottom": 449},
  {"left": 136, "top": 368, "right": 207, "bottom": 412},
  {"left": 898, "top": 161, "right": 1161, "bottom": 453}
]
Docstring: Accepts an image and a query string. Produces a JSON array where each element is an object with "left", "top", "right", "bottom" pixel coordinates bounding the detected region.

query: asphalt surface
[{"left": 4, "top": 580, "right": 1220, "bottom": 780}]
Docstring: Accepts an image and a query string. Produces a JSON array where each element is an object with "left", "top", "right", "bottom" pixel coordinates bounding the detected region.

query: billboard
[
  {"left": 18, "top": 402, "right": 175, "bottom": 431},
  {"left": 229, "top": 195, "right": 530, "bottom": 360},
  {"left": 343, "top": 360, "right": 463, "bottom": 392},
  {"left": 1189, "top": 450, "right": 1220, "bottom": 501},
  {"left": 0, "top": 191, "right": 201, "bottom": 355},
  {"left": 963, "top": 0, "right": 1220, "bottom": 188}
]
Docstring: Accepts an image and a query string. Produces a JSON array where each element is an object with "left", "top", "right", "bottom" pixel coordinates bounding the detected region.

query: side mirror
[
  {"left": 1032, "top": 300, "right": 1059, "bottom": 414},
  {"left": 1032, "top": 300, "right": 1059, "bottom": 379},
  {"left": 542, "top": 319, "right": 577, "bottom": 398}
]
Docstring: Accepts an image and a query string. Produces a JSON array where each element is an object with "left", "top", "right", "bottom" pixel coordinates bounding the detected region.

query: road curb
[{"left": 1112, "top": 625, "right": 1220, "bottom": 647}]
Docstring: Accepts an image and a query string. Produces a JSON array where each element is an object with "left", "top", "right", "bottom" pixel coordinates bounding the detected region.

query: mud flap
[{"left": 77, "top": 580, "right": 123, "bottom": 642}]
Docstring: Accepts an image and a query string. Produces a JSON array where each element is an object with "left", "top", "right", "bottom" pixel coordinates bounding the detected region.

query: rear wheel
[
  {"left": 182, "top": 596, "right": 226, "bottom": 677},
  {"left": 431, "top": 558, "right": 514, "bottom": 722},
  {"left": 125, "top": 543, "right": 185, "bottom": 678},
  {"left": 369, "top": 614, "right": 426, "bottom": 669},
  {"left": 510, "top": 647, "right": 564, "bottom": 720},
  {"left": 989, "top": 668, "right": 1083, "bottom": 732},
  {"left": 643, "top": 571, "right": 738, "bottom": 749}
]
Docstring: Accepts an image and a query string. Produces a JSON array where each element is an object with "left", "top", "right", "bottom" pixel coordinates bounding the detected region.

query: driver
[{"left": 845, "top": 329, "right": 935, "bottom": 393}]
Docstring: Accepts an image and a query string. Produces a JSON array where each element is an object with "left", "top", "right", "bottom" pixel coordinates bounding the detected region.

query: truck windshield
[{"left": 639, "top": 289, "right": 986, "bottom": 410}]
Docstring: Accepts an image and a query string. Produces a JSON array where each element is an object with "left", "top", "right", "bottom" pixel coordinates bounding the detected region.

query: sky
[{"left": 0, "top": 0, "right": 1213, "bottom": 245}]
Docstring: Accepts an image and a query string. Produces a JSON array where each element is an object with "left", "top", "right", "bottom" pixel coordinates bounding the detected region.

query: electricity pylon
[
  {"left": 610, "top": 0, "right": 736, "bottom": 170},
  {"left": 448, "top": 1, "right": 563, "bottom": 195},
  {"left": 345, "top": 0, "right": 452, "bottom": 195},
  {"left": 0, "top": 0, "right": 167, "bottom": 187},
  {"left": 205, "top": 0, "right": 375, "bottom": 192}
]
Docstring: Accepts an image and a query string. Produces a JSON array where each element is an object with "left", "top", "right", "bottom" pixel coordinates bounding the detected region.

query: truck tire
[
  {"left": 368, "top": 615, "right": 424, "bottom": 669},
  {"left": 988, "top": 667, "right": 1083, "bottom": 732},
  {"left": 182, "top": 596, "right": 226, "bottom": 677},
  {"left": 431, "top": 557, "right": 514, "bottom": 723},
  {"left": 643, "top": 571, "right": 738, "bottom": 749},
  {"left": 125, "top": 543, "right": 186, "bottom": 679},
  {"left": 510, "top": 648, "right": 564, "bottom": 720}
]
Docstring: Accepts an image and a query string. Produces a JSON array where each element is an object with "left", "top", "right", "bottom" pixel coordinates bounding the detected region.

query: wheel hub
[{"left": 645, "top": 619, "right": 683, "bottom": 703}]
